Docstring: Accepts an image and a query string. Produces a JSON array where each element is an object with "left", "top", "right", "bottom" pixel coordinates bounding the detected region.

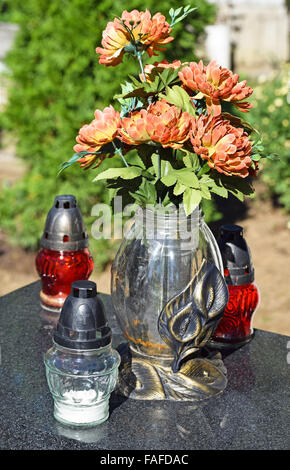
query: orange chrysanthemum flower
[
  {"left": 190, "top": 115, "right": 253, "bottom": 178},
  {"left": 140, "top": 59, "right": 182, "bottom": 82},
  {"left": 74, "top": 106, "right": 121, "bottom": 168},
  {"left": 96, "top": 10, "right": 174, "bottom": 67},
  {"left": 179, "top": 60, "right": 253, "bottom": 116},
  {"left": 118, "top": 99, "right": 192, "bottom": 149}
]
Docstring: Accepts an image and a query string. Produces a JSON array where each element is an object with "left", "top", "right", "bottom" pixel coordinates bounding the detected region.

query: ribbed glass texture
[
  {"left": 36, "top": 248, "right": 94, "bottom": 310},
  {"left": 212, "top": 283, "right": 259, "bottom": 345},
  {"left": 44, "top": 344, "right": 120, "bottom": 425}
]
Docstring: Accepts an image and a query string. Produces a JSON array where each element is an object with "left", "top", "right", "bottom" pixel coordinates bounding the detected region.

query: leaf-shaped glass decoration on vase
[{"left": 158, "top": 259, "right": 229, "bottom": 373}]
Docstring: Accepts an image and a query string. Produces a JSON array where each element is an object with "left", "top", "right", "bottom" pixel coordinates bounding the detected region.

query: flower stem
[
  {"left": 112, "top": 141, "right": 129, "bottom": 167},
  {"left": 120, "top": 153, "right": 129, "bottom": 167},
  {"left": 137, "top": 51, "right": 146, "bottom": 82},
  {"left": 137, "top": 51, "right": 153, "bottom": 106},
  {"left": 156, "top": 149, "right": 162, "bottom": 205},
  {"left": 157, "top": 154, "right": 161, "bottom": 180}
]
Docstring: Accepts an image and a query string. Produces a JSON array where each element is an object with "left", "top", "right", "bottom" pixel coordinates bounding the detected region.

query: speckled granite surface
[{"left": 0, "top": 281, "right": 289, "bottom": 450}]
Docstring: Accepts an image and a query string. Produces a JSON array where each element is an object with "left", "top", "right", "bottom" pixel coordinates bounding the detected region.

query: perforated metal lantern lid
[
  {"left": 217, "top": 224, "right": 255, "bottom": 286},
  {"left": 41, "top": 195, "right": 89, "bottom": 251},
  {"left": 54, "top": 280, "right": 112, "bottom": 350}
]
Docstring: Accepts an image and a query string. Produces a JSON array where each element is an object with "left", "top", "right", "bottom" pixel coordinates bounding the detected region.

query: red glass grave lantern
[
  {"left": 36, "top": 195, "right": 94, "bottom": 313},
  {"left": 211, "top": 224, "right": 259, "bottom": 348}
]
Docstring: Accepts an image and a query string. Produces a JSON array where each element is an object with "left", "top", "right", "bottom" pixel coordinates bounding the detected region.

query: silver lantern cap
[{"left": 40, "top": 195, "right": 89, "bottom": 251}]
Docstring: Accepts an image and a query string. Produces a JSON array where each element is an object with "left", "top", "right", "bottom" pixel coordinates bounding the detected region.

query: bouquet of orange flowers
[{"left": 61, "top": 7, "right": 267, "bottom": 215}]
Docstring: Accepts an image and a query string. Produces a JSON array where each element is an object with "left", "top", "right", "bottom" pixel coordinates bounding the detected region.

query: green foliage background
[
  {"left": 0, "top": 0, "right": 216, "bottom": 269},
  {"left": 247, "top": 65, "right": 290, "bottom": 212}
]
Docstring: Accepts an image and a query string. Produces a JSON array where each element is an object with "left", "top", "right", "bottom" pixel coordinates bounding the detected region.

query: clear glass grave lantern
[{"left": 44, "top": 280, "right": 120, "bottom": 427}]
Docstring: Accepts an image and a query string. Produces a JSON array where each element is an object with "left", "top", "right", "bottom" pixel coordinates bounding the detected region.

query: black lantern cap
[
  {"left": 53, "top": 280, "right": 112, "bottom": 350},
  {"left": 40, "top": 195, "right": 89, "bottom": 251},
  {"left": 217, "top": 224, "right": 255, "bottom": 286}
]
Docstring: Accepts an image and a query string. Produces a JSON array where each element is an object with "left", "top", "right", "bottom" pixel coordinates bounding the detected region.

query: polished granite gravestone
[{"left": 0, "top": 281, "right": 289, "bottom": 450}]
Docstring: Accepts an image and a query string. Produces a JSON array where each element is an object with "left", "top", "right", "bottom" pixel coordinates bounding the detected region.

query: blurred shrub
[
  {"left": 0, "top": 1, "right": 12, "bottom": 21},
  {"left": 0, "top": 0, "right": 216, "bottom": 269},
  {"left": 247, "top": 65, "right": 290, "bottom": 211}
]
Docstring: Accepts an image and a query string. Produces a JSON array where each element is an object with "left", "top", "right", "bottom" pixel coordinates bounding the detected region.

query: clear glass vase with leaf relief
[{"left": 111, "top": 205, "right": 229, "bottom": 401}]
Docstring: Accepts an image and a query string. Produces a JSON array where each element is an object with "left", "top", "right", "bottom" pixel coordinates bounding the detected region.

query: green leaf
[
  {"left": 182, "top": 152, "right": 200, "bottom": 171},
  {"left": 93, "top": 166, "right": 143, "bottom": 182},
  {"left": 117, "top": 81, "right": 136, "bottom": 104},
  {"left": 197, "top": 163, "right": 211, "bottom": 176},
  {"left": 211, "top": 173, "right": 254, "bottom": 200},
  {"left": 162, "top": 192, "right": 172, "bottom": 206},
  {"left": 160, "top": 167, "right": 199, "bottom": 189},
  {"left": 148, "top": 68, "right": 179, "bottom": 92},
  {"left": 151, "top": 154, "right": 174, "bottom": 179},
  {"left": 209, "top": 184, "right": 228, "bottom": 198},
  {"left": 230, "top": 176, "right": 254, "bottom": 196},
  {"left": 221, "top": 112, "right": 260, "bottom": 137},
  {"left": 114, "top": 87, "right": 151, "bottom": 100},
  {"left": 173, "top": 181, "right": 186, "bottom": 196},
  {"left": 117, "top": 81, "right": 144, "bottom": 115},
  {"left": 175, "top": 7, "right": 183, "bottom": 16},
  {"left": 130, "top": 177, "right": 157, "bottom": 205},
  {"left": 218, "top": 174, "right": 254, "bottom": 201},
  {"left": 199, "top": 183, "right": 212, "bottom": 200},
  {"left": 160, "top": 85, "right": 196, "bottom": 116},
  {"left": 202, "top": 174, "right": 229, "bottom": 198},
  {"left": 129, "top": 192, "right": 145, "bottom": 206},
  {"left": 115, "top": 68, "right": 180, "bottom": 102},
  {"left": 170, "top": 6, "right": 197, "bottom": 26},
  {"left": 175, "top": 168, "right": 199, "bottom": 188},
  {"left": 183, "top": 188, "right": 202, "bottom": 215},
  {"left": 161, "top": 173, "right": 177, "bottom": 187},
  {"left": 151, "top": 153, "right": 161, "bottom": 177},
  {"left": 266, "top": 154, "right": 280, "bottom": 161},
  {"left": 228, "top": 188, "right": 245, "bottom": 202},
  {"left": 137, "top": 144, "right": 157, "bottom": 165},
  {"left": 58, "top": 152, "right": 85, "bottom": 174},
  {"left": 127, "top": 151, "right": 146, "bottom": 169},
  {"left": 128, "top": 74, "right": 143, "bottom": 87}
]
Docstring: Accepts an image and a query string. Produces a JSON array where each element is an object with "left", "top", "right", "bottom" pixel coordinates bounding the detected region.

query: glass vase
[{"left": 111, "top": 205, "right": 228, "bottom": 401}]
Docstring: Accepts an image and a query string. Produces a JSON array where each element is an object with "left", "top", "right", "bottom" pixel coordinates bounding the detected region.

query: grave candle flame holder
[
  {"left": 44, "top": 280, "right": 120, "bottom": 427},
  {"left": 36, "top": 195, "right": 94, "bottom": 313},
  {"left": 210, "top": 224, "right": 259, "bottom": 348}
]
